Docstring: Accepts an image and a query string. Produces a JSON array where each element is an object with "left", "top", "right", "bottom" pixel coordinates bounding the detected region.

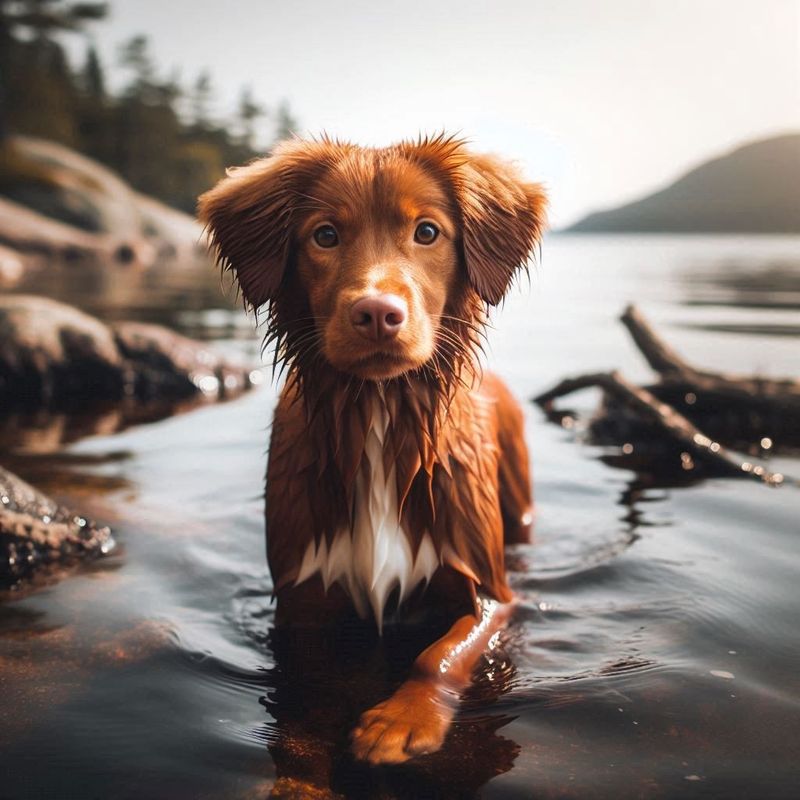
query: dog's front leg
[{"left": 350, "top": 597, "right": 514, "bottom": 765}]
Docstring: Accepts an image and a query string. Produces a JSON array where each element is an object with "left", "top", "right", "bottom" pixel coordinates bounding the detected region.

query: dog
[{"left": 198, "top": 134, "right": 546, "bottom": 765}]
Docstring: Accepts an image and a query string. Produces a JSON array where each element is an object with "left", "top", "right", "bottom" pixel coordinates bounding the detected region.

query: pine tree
[
  {"left": 83, "top": 43, "right": 104, "bottom": 100},
  {"left": 191, "top": 71, "right": 213, "bottom": 130},
  {"left": 273, "top": 100, "right": 298, "bottom": 141},
  {"left": 118, "top": 34, "right": 160, "bottom": 102},
  {"left": 237, "top": 85, "right": 264, "bottom": 149}
]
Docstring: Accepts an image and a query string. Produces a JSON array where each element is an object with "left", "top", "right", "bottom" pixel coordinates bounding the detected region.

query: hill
[{"left": 566, "top": 134, "right": 800, "bottom": 234}]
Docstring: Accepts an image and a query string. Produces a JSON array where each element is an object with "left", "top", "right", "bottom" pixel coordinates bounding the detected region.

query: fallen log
[
  {"left": 534, "top": 370, "right": 785, "bottom": 485},
  {"left": 621, "top": 304, "right": 800, "bottom": 413},
  {"left": 535, "top": 305, "right": 798, "bottom": 484}
]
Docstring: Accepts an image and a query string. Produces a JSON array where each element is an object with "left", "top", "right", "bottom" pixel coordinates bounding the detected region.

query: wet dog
[{"left": 198, "top": 134, "right": 546, "bottom": 764}]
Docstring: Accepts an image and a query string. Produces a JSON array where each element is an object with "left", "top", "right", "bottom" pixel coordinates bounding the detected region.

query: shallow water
[{"left": 1, "top": 235, "right": 799, "bottom": 799}]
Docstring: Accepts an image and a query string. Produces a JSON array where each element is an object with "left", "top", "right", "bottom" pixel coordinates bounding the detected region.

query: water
[{"left": 1, "top": 235, "right": 799, "bottom": 799}]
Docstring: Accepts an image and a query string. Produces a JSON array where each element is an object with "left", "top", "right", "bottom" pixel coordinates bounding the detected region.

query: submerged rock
[
  {"left": 0, "top": 465, "right": 113, "bottom": 588},
  {"left": 0, "top": 294, "right": 255, "bottom": 408}
]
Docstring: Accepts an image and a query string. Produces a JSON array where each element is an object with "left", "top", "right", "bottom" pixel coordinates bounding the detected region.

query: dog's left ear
[
  {"left": 197, "top": 140, "right": 331, "bottom": 309},
  {"left": 455, "top": 153, "right": 548, "bottom": 305}
]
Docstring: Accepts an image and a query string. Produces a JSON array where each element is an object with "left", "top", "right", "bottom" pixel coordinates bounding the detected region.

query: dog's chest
[{"left": 295, "top": 401, "right": 438, "bottom": 624}]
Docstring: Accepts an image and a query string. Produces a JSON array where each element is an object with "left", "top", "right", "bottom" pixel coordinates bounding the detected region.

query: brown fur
[{"left": 198, "top": 134, "right": 547, "bottom": 763}]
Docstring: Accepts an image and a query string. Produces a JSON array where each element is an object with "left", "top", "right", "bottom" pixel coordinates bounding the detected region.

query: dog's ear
[
  {"left": 454, "top": 153, "right": 548, "bottom": 305},
  {"left": 197, "top": 140, "right": 329, "bottom": 309},
  {"left": 406, "top": 137, "right": 547, "bottom": 305}
]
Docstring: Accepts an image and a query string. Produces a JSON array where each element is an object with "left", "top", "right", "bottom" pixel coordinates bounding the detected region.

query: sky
[{"left": 72, "top": 0, "right": 800, "bottom": 225}]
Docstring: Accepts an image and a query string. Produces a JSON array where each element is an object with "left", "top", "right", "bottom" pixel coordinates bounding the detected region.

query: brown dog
[{"left": 198, "top": 134, "right": 546, "bottom": 764}]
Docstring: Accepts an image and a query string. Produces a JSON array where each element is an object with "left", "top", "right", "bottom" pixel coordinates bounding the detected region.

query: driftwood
[
  {"left": 622, "top": 304, "right": 800, "bottom": 413},
  {"left": 536, "top": 370, "right": 784, "bottom": 485},
  {"left": 535, "top": 306, "right": 795, "bottom": 486}
]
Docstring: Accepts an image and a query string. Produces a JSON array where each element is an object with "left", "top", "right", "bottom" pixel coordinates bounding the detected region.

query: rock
[
  {"left": 113, "top": 321, "right": 251, "bottom": 400},
  {"left": 0, "top": 295, "right": 255, "bottom": 408},
  {"left": 0, "top": 195, "right": 115, "bottom": 264},
  {"left": 0, "top": 243, "right": 26, "bottom": 288},
  {"left": 134, "top": 192, "right": 210, "bottom": 268},
  {"left": 0, "top": 136, "right": 210, "bottom": 272},
  {"left": 0, "top": 295, "right": 124, "bottom": 406},
  {"left": 0, "top": 465, "right": 113, "bottom": 588}
]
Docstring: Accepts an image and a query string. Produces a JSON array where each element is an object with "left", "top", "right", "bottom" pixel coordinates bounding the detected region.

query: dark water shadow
[{"left": 255, "top": 621, "right": 521, "bottom": 799}]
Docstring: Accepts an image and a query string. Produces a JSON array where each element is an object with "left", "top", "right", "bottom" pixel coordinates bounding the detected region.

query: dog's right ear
[{"left": 197, "top": 140, "right": 328, "bottom": 309}]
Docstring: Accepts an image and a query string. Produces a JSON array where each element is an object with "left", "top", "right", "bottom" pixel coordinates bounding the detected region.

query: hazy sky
[{"left": 76, "top": 0, "right": 800, "bottom": 224}]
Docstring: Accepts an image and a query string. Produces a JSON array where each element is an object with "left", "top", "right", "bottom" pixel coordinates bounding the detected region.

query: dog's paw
[{"left": 350, "top": 679, "right": 453, "bottom": 765}]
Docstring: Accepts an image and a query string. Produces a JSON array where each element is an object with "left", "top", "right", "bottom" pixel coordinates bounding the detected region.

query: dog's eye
[
  {"left": 313, "top": 224, "right": 339, "bottom": 248},
  {"left": 414, "top": 222, "right": 439, "bottom": 245}
]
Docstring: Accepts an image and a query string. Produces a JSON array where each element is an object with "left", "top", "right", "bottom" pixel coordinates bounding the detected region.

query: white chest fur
[{"left": 295, "top": 399, "right": 439, "bottom": 626}]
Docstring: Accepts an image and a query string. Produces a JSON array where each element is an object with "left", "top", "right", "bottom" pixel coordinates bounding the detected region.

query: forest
[{"left": 0, "top": 0, "right": 294, "bottom": 212}]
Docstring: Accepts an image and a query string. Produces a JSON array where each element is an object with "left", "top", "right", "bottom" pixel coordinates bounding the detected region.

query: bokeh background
[{"left": 1, "top": 2, "right": 799, "bottom": 799}]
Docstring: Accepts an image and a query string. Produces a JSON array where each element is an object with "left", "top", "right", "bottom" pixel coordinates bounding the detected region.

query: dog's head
[{"left": 198, "top": 135, "right": 546, "bottom": 382}]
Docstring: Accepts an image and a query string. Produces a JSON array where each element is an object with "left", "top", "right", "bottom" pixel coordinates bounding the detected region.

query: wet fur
[{"left": 198, "top": 134, "right": 546, "bottom": 762}]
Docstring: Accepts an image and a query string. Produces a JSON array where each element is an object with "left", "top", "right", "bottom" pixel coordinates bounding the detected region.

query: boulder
[
  {"left": 0, "top": 136, "right": 210, "bottom": 272},
  {"left": 0, "top": 294, "right": 124, "bottom": 406},
  {"left": 0, "top": 243, "right": 26, "bottom": 288},
  {"left": 0, "top": 465, "right": 113, "bottom": 588},
  {"left": 113, "top": 320, "right": 252, "bottom": 400},
  {"left": 0, "top": 294, "right": 255, "bottom": 408}
]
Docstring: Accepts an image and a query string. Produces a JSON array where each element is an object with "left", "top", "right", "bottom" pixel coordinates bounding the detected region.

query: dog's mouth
[{"left": 346, "top": 351, "right": 420, "bottom": 380}]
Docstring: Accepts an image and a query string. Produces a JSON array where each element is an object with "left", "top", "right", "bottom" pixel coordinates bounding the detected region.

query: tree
[
  {"left": 0, "top": 0, "right": 107, "bottom": 141},
  {"left": 82, "top": 43, "right": 104, "bottom": 100},
  {"left": 237, "top": 85, "right": 264, "bottom": 149},
  {"left": 0, "top": 5, "right": 300, "bottom": 212},
  {"left": 273, "top": 99, "right": 298, "bottom": 141},
  {"left": 190, "top": 71, "right": 213, "bottom": 130},
  {"left": 1, "top": 0, "right": 107, "bottom": 44},
  {"left": 118, "top": 34, "right": 156, "bottom": 96}
]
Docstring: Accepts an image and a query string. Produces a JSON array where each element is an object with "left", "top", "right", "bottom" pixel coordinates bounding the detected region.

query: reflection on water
[
  {"left": 5, "top": 258, "right": 251, "bottom": 339},
  {"left": 1, "top": 235, "right": 799, "bottom": 798},
  {"left": 680, "top": 258, "right": 800, "bottom": 312},
  {"left": 0, "top": 391, "right": 265, "bottom": 457}
]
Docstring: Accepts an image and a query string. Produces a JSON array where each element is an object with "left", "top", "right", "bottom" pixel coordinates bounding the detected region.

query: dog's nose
[{"left": 350, "top": 294, "right": 407, "bottom": 341}]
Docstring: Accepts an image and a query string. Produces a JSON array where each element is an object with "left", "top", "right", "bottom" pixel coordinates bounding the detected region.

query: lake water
[{"left": 1, "top": 235, "right": 799, "bottom": 799}]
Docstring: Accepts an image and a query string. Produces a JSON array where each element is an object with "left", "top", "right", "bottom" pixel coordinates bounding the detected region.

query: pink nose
[{"left": 350, "top": 294, "right": 408, "bottom": 341}]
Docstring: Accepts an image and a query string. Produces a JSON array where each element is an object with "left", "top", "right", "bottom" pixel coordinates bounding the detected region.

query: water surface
[{"left": 1, "top": 235, "right": 799, "bottom": 799}]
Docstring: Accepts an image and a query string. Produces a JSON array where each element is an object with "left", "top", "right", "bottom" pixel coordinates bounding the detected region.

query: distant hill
[{"left": 565, "top": 134, "right": 800, "bottom": 234}]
